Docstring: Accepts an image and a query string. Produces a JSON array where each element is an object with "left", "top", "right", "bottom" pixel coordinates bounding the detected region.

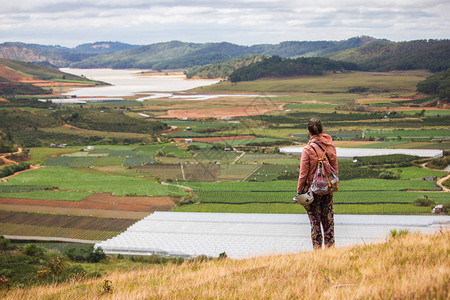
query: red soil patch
[
  {"left": 0, "top": 65, "right": 23, "bottom": 81},
  {"left": 0, "top": 193, "right": 174, "bottom": 212},
  {"left": 164, "top": 106, "right": 277, "bottom": 119},
  {"left": 164, "top": 127, "right": 183, "bottom": 134},
  {"left": 174, "top": 135, "right": 257, "bottom": 143},
  {"left": 0, "top": 98, "right": 8, "bottom": 102}
]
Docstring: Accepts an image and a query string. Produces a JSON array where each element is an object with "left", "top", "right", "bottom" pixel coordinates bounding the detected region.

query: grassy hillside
[
  {"left": 2, "top": 231, "right": 448, "bottom": 299},
  {"left": 329, "top": 39, "right": 450, "bottom": 72},
  {"left": 0, "top": 58, "right": 98, "bottom": 82}
]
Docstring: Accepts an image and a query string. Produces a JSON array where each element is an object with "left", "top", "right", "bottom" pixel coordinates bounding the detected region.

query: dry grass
[{"left": 2, "top": 230, "right": 449, "bottom": 299}]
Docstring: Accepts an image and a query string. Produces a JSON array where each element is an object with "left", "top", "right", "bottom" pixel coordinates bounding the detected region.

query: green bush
[
  {"left": 64, "top": 246, "right": 106, "bottom": 263},
  {"left": 23, "top": 244, "right": 46, "bottom": 258},
  {"left": 0, "top": 162, "right": 30, "bottom": 178},
  {"left": 378, "top": 170, "right": 400, "bottom": 180},
  {"left": 0, "top": 236, "right": 17, "bottom": 251},
  {"left": 426, "top": 156, "right": 450, "bottom": 170},
  {"left": 414, "top": 195, "right": 436, "bottom": 207}
]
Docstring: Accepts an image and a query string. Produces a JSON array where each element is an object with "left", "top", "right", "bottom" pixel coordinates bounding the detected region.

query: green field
[
  {"left": 174, "top": 203, "right": 432, "bottom": 214},
  {"left": 364, "top": 129, "right": 450, "bottom": 139},
  {"left": 194, "top": 71, "right": 429, "bottom": 93},
  {"left": 1, "top": 167, "right": 185, "bottom": 197},
  {"left": 390, "top": 167, "right": 447, "bottom": 180},
  {"left": 0, "top": 191, "right": 92, "bottom": 201},
  {"left": 177, "top": 176, "right": 447, "bottom": 214}
]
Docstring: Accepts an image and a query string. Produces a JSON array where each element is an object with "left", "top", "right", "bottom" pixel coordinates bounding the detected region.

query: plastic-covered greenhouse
[{"left": 95, "top": 212, "right": 449, "bottom": 259}]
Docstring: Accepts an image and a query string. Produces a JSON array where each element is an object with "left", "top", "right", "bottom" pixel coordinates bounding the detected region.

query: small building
[
  {"left": 432, "top": 205, "right": 445, "bottom": 214},
  {"left": 50, "top": 143, "right": 67, "bottom": 148},
  {"left": 184, "top": 139, "right": 193, "bottom": 143},
  {"left": 422, "top": 176, "right": 436, "bottom": 181}
]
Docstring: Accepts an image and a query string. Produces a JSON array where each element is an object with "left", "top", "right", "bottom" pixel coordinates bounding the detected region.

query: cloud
[{"left": 0, "top": 0, "right": 448, "bottom": 46}]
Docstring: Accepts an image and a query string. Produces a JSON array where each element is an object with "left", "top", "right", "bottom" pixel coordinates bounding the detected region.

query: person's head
[{"left": 307, "top": 118, "right": 323, "bottom": 136}]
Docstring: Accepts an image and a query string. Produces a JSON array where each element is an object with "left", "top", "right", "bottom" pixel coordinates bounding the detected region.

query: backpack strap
[{"left": 313, "top": 143, "right": 331, "bottom": 162}]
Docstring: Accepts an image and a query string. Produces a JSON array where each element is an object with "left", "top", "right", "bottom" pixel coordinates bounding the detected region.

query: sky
[{"left": 0, "top": 0, "right": 449, "bottom": 47}]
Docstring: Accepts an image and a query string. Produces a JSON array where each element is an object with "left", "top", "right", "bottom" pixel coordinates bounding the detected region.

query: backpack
[{"left": 309, "top": 143, "right": 339, "bottom": 195}]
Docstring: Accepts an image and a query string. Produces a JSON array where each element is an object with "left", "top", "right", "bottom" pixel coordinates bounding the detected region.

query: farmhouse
[{"left": 50, "top": 143, "right": 67, "bottom": 148}]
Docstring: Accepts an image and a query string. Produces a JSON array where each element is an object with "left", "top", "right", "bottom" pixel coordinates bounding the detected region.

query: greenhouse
[{"left": 95, "top": 212, "right": 449, "bottom": 259}]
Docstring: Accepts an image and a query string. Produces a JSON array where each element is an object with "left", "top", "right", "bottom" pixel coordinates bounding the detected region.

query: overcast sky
[{"left": 1, "top": 0, "right": 449, "bottom": 47}]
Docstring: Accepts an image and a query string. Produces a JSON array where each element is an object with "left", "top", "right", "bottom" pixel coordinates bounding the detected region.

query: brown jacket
[{"left": 297, "top": 133, "right": 338, "bottom": 193}]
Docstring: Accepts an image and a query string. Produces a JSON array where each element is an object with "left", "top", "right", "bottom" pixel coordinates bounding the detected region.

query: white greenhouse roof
[
  {"left": 39, "top": 97, "right": 124, "bottom": 104},
  {"left": 279, "top": 147, "right": 443, "bottom": 158},
  {"left": 95, "top": 212, "right": 449, "bottom": 259}
]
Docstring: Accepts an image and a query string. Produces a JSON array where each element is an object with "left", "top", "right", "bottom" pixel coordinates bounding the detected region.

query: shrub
[
  {"left": 378, "top": 170, "right": 400, "bottom": 179},
  {"left": 389, "top": 229, "right": 409, "bottom": 239},
  {"left": 88, "top": 247, "right": 106, "bottom": 263},
  {"left": 0, "top": 236, "right": 17, "bottom": 251},
  {"left": 414, "top": 195, "right": 436, "bottom": 207},
  {"left": 443, "top": 203, "right": 450, "bottom": 214},
  {"left": 426, "top": 156, "right": 450, "bottom": 170},
  {"left": 23, "top": 244, "right": 46, "bottom": 257}
]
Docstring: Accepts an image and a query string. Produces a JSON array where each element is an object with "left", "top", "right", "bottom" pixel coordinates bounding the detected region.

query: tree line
[{"left": 228, "top": 56, "right": 359, "bottom": 82}]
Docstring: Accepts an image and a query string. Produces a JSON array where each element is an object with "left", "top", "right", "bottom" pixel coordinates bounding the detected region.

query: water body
[{"left": 60, "top": 68, "right": 220, "bottom": 97}]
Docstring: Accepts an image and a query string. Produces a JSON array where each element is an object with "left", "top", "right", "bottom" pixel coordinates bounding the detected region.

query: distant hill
[
  {"left": 0, "top": 42, "right": 93, "bottom": 67},
  {"left": 328, "top": 39, "right": 450, "bottom": 72},
  {"left": 69, "top": 36, "right": 383, "bottom": 69},
  {"left": 73, "top": 41, "right": 140, "bottom": 54},
  {"left": 0, "top": 41, "right": 140, "bottom": 67},
  {"left": 0, "top": 58, "right": 104, "bottom": 96}
]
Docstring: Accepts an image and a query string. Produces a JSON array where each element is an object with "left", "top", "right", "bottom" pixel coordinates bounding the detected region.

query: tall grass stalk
[{"left": 2, "top": 230, "right": 448, "bottom": 299}]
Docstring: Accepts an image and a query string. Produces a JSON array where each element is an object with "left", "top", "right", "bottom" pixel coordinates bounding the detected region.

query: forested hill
[
  {"left": 185, "top": 54, "right": 268, "bottom": 79},
  {"left": 0, "top": 42, "right": 140, "bottom": 67},
  {"left": 228, "top": 56, "right": 359, "bottom": 82},
  {"left": 69, "top": 36, "right": 382, "bottom": 69},
  {"left": 328, "top": 39, "right": 450, "bottom": 72}
]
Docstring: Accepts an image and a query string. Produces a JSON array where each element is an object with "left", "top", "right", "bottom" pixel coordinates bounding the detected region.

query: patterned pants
[{"left": 305, "top": 193, "right": 335, "bottom": 249}]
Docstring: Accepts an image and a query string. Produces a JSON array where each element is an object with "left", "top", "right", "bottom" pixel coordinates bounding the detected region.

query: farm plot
[
  {"left": 0, "top": 191, "right": 92, "bottom": 201},
  {"left": 194, "top": 150, "right": 240, "bottom": 163},
  {"left": 1, "top": 167, "right": 186, "bottom": 197},
  {"left": 0, "top": 211, "right": 137, "bottom": 240},
  {"left": 0, "top": 223, "right": 121, "bottom": 240},
  {"left": 338, "top": 178, "right": 440, "bottom": 191},
  {"left": 184, "top": 180, "right": 296, "bottom": 192},
  {"left": 218, "top": 164, "right": 259, "bottom": 181},
  {"left": 44, "top": 147, "right": 157, "bottom": 168},
  {"left": 135, "top": 164, "right": 183, "bottom": 180},
  {"left": 174, "top": 203, "right": 431, "bottom": 215},
  {"left": 135, "top": 163, "right": 221, "bottom": 182},
  {"left": 180, "top": 177, "right": 445, "bottom": 214},
  {"left": 244, "top": 164, "right": 298, "bottom": 181},
  {"left": 364, "top": 129, "right": 450, "bottom": 139},
  {"left": 240, "top": 153, "right": 299, "bottom": 164}
]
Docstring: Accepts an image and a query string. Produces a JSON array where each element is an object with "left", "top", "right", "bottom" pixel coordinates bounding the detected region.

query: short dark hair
[{"left": 307, "top": 118, "right": 323, "bottom": 135}]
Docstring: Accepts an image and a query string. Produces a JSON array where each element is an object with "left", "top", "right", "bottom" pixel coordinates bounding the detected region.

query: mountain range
[
  {"left": 0, "top": 37, "right": 448, "bottom": 73},
  {"left": 0, "top": 37, "right": 381, "bottom": 69}
]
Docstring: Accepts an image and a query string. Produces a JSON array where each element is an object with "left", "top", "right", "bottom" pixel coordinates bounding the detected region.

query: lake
[{"left": 60, "top": 68, "right": 220, "bottom": 97}]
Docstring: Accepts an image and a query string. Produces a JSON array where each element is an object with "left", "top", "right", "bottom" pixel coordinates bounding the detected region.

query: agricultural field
[
  {"left": 1, "top": 167, "right": 185, "bottom": 197},
  {"left": 0, "top": 69, "right": 448, "bottom": 243}
]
